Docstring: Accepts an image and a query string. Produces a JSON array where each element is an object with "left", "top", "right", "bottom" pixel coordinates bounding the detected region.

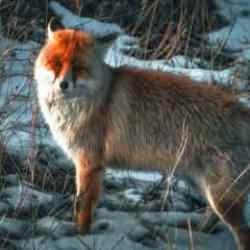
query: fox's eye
[
  {"left": 73, "top": 64, "right": 88, "bottom": 74},
  {"left": 53, "top": 58, "right": 62, "bottom": 69}
]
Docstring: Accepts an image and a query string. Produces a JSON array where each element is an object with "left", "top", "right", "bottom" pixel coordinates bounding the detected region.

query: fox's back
[{"left": 104, "top": 67, "right": 250, "bottom": 171}]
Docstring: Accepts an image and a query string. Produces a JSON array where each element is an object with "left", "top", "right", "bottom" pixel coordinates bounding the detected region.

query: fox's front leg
[{"left": 73, "top": 153, "right": 103, "bottom": 234}]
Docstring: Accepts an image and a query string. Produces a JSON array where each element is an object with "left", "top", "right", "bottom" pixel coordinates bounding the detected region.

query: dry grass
[{"left": 0, "top": 0, "right": 233, "bottom": 64}]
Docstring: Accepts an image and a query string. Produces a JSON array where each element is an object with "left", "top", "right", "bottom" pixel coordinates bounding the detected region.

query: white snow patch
[
  {"left": 107, "top": 45, "right": 237, "bottom": 86},
  {"left": 209, "top": 17, "right": 250, "bottom": 51},
  {"left": 239, "top": 96, "right": 250, "bottom": 108},
  {"left": 215, "top": 0, "right": 250, "bottom": 20},
  {"left": 166, "top": 55, "right": 200, "bottom": 69},
  {"left": 106, "top": 169, "right": 162, "bottom": 182},
  {"left": 241, "top": 48, "right": 250, "bottom": 61},
  {"left": 124, "top": 188, "right": 142, "bottom": 202},
  {"left": 0, "top": 35, "right": 39, "bottom": 155},
  {"left": 49, "top": 1, "right": 123, "bottom": 38},
  {"left": 1, "top": 184, "right": 54, "bottom": 211}
]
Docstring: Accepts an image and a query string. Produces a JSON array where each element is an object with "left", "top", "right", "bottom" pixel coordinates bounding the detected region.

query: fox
[{"left": 34, "top": 25, "right": 250, "bottom": 250}]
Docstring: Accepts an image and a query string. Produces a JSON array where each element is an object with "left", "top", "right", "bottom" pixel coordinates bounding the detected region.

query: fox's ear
[
  {"left": 95, "top": 33, "right": 119, "bottom": 59},
  {"left": 47, "top": 20, "right": 54, "bottom": 41},
  {"left": 47, "top": 18, "right": 64, "bottom": 41}
]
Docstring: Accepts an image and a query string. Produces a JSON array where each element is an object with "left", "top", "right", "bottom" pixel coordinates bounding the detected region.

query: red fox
[{"left": 34, "top": 26, "right": 250, "bottom": 250}]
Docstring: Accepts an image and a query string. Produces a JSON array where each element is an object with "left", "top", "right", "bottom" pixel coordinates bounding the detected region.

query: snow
[
  {"left": 49, "top": 1, "right": 123, "bottom": 38},
  {"left": 0, "top": 36, "right": 38, "bottom": 155},
  {"left": 107, "top": 45, "right": 239, "bottom": 86},
  {"left": 105, "top": 44, "right": 238, "bottom": 86},
  {"left": 215, "top": 0, "right": 250, "bottom": 20},
  {"left": 209, "top": 0, "right": 250, "bottom": 58},
  {"left": 106, "top": 169, "right": 162, "bottom": 182},
  {"left": 124, "top": 188, "right": 143, "bottom": 202},
  {"left": 166, "top": 55, "right": 200, "bottom": 68},
  {"left": 105, "top": 33, "right": 240, "bottom": 86},
  {"left": 1, "top": 184, "right": 54, "bottom": 212},
  {"left": 241, "top": 48, "right": 250, "bottom": 61},
  {"left": 209, "top": 17, "right": 250, "bottom": 51},
  {"left": 239, "top": 96, "right": 250, "bottom": 108}
]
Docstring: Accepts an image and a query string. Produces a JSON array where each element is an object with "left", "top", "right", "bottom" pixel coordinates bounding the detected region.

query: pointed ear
[
  {"left": 47, "top": 18, "right": 64, "bottom": 41},
  {"left": 47, "top": 19, "right": 54, "bottom": 41},
  {"left": 95, "top": 33, "right": 119, "bottom": 59}
]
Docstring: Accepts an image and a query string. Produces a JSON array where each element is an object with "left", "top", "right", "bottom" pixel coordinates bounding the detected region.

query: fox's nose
[{"left": 60, "top": 80, "right": 69, "bottom": 91}]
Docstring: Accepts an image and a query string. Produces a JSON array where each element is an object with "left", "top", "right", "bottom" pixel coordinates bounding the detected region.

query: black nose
[{"left": 60, "top": 81, "right": 69, "bottom": 90}]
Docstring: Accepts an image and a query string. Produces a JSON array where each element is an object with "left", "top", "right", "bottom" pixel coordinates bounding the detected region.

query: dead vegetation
[{"left": 0, "top": 0, "right": 234, "bottom": 66}]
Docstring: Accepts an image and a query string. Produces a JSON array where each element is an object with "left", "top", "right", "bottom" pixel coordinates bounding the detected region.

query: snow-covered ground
[
  {"left": 0, "top": 36, "right": 38, "bottom": 155},
  {"left": 209, "top": 0, "right": 250, "bottom": 56}
]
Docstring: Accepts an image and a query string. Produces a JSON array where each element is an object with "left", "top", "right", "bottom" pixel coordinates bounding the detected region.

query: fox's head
[{"left": 34, "top": 25, "right": 117, "bottom": 106}]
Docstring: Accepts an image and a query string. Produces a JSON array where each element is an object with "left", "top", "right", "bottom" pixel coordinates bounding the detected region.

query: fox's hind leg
[
  {"left": 203, "top": 182, "right": 250, "bottom": 250},
  {"left": 198, "top": 150, "right": 250, "bottom": 250}
]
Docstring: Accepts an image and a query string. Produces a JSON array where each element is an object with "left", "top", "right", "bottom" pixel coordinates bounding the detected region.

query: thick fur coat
[{"left": 34, "top": 28, "right": 250, "bottom": 250}]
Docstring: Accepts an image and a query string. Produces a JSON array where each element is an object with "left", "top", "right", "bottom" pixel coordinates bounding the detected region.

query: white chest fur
[
  {"left": 38, "top": 95, "right": 88, "bottom": 159},
  {"left": 34, "top": 66, "right": 96, "bottom": 159}
]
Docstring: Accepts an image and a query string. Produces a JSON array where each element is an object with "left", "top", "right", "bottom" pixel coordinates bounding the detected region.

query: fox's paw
[{"left": 74, "top": 195, "right": 92, "bottom": 234}]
